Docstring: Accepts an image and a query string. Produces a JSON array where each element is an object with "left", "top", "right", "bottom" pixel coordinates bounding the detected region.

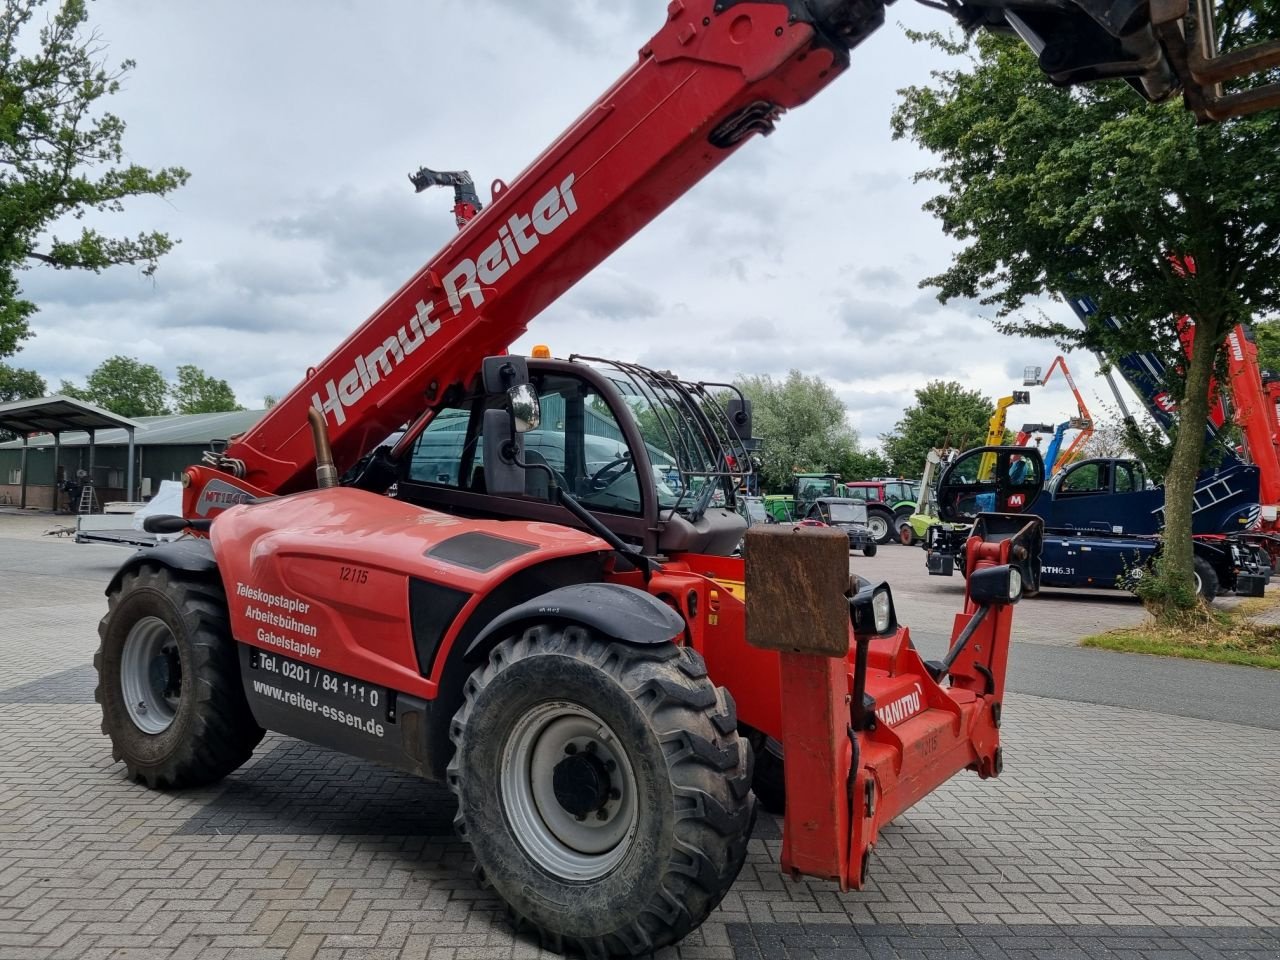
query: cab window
[
  {"left": 406, "top": 373, "right": 667, "bottom": 516},
  {"left": 1008, "top": 455, "right": 1039, "bottom": 488},
  {"left": 1060, "top": 462, "right": 1103, "bottom": 494},
  {"left": 409, "top": 406, "right": 480, "bottom": 488}
]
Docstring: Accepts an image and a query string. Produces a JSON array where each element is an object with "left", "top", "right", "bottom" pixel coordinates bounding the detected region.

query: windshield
[
  {"left": 826, "top": 502, "right": 866, "bottom": 523},
  {"left": 577, "top": 357, "right": 753, "bottom": 519}
]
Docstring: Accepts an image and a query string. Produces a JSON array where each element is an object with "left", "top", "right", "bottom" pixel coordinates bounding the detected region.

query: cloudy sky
[{"left": 13, "top": 0, "right": 1135, "bottom": 450}]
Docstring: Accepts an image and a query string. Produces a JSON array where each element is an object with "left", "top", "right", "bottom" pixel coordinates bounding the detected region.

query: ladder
[
  {"left": 77, "top": 484, "right": 99, "bottom": 515},
  {"left": 1151, "top": 475, "right": 1247, "bottom": 522}
]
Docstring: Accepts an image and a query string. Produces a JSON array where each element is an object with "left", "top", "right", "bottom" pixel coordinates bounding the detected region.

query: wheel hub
[
  {"left": 553, "top": 749, "right": 612, "bottom": 818},
  {"left": 121, "top": 616, "right": 182, "bottom": 735},
  {"left": 500, "top": 701, "right": 639, "bottom": 880}
]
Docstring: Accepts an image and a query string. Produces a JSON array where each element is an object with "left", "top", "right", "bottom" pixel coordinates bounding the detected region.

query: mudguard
[
  {"left": 466, "top": 583, "right": 685, "bottom": 657},
  {"left": 104, "top": 537, "right": 217, "bottom": 596}
]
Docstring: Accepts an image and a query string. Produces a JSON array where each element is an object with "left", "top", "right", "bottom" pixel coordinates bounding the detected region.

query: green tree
[
  {"left": 880, "top": 381, "right": 994, "bottom": 477},
  {"left": 61, "top": 355, "right": 169, "bottom": 417},
  {"left": 1071, "top": 406, "right": 1138, "bottom": 463},
  {"left": 0, "top": 361, "right": 46, "bottom": 440},
  {"left": 171, "top": 364, "right": 243, "bottom": 414},
  {"left": 0, "top": 362, "right": 44, "bottom": 402},
  {"left": 0, "top": 0, "right": 189, "bottom": 358},
  {"left": 892, "top": 17, "right": 1280, "bottom": 619},
  {"left": 1253, "top": 318, "right": 1280, "bottom": 373},
  {"left": 735, "top": 371, "right": 860, "bottom": 491},
  {"left": 836, "top": 447, "right": 892, "bottom": 482}
]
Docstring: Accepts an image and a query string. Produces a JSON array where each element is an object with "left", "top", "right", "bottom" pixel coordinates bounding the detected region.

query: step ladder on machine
[{"left": 77, "top": 484, "right": 99, "bottom": 515}]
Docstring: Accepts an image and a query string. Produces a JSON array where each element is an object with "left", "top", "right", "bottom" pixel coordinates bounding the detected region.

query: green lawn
[{"left": 1082, "top": 622, "right": 1280, "bottom": 670}]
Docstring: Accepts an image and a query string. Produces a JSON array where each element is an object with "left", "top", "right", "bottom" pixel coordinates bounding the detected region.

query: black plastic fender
[
  {"left": 465, "top": 582, "right": 685, "bottom": 658},
  {"left": 104, "top": 538, "right": 218, "bottom": 596}
]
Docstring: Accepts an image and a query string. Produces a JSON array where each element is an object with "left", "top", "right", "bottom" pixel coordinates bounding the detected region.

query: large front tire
[
  {"left": 95, "top": 565, "right": 263, "bottom": 789},
  {"left": 448, "top": 626, "right": 754, "bottom": 957},
  {"left": 1193, "top": 555, "right": 1219, "bottom": 601}
]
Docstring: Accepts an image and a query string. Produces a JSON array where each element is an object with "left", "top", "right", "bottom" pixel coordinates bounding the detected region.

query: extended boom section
[{"left": 183, "top": 1, "right": 888, "bottom": 516}]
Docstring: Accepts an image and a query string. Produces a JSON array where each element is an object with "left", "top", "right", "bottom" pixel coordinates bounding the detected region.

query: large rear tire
[
  {"left": 95, "top": 565, "right": 263, "bottom": 789},
  {"left": 865, "top": 508, "right": 893, "bottom": 544},
  {"left": 448, "top": 625, "right": 754, "bottom": 957}
]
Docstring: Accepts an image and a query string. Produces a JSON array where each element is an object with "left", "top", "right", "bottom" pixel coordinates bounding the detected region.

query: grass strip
[{"left": 1082, "top": 620, "right": 1280, "bottom": 670}]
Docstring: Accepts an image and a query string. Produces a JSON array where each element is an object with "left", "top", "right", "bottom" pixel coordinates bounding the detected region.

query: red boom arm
[
  {"left": 183, "top": 2, "right": 886, "bottom": 516},
  {"left": 1225, "top": 325, "right": 1280, "bottom": 510}
]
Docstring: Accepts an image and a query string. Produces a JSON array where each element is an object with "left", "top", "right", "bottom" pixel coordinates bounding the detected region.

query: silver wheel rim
[
  {"left": 1194, "top": 570, "right": 1204, "bottom": 596},
  {"left": 868, "top": 516, "right": 888, "bottom": 540},
  {"left": 500, "top": 700, "right": 640, "bottom": 881},
  {"left": 121, "top": 616, "right": 182, "bottom": 735}
]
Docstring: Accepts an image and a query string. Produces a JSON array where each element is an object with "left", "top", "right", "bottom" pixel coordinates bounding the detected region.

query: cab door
[{"left": 936, "top": 446, "right": 1044, "bottom": 522}]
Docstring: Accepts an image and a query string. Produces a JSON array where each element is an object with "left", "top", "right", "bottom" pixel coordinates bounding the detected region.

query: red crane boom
[{"left": 184, "top": 4, "right": 882, "bottom": 515}]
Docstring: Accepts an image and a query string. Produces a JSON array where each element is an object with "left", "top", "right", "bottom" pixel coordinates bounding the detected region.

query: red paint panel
[{"left": 212, "top": 488, "right": 608, "bottom": 699}]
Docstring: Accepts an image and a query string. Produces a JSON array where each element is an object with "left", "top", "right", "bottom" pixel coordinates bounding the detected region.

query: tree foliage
[
  {"left": 734, "top": 370, "right": 862, "bottom": 492},
  {"left": 0, "top": 361, "right": 45, "bottom": 441},
  {"left": 892, "top": 16, "right": 1280, "bottom": 618},
  {"left": 836, "top": 447, "right": 892, "bottom": 482},
  {"left": 1070, "top": 407, "right": 1133, "bottom": 461},
  {"left": 0, "top": 0, "right": 189, "bottom": 358},
  {"left": 880, "top": 380, "right": 994, "bottom": 476},
  {"left": 1253, "top": 318, "right": 1280, "bottom": 373},
  {"left": 171, "top": 364, "right": 243, "bottom": 414},
  {"left": 0, "top": 361, "right": 44, "bottom": 402},
  {"left": 60, "top": 355, "right": 169, "bottom": 417}
]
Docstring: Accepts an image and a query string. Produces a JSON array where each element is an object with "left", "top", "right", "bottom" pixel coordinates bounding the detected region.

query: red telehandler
[{"left": 93, "top": 3, "right": 1279, "bottom": 956}]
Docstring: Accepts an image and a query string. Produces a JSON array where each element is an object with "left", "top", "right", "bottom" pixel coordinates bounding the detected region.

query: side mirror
[
  {"left": 481, "top": 355, "right": 529, "bottom": 394},
  {"left": 509, "top": 383, "right": 541, "bottom": 433},
  {"left": 482, "top": 408, "right": 525, "bottom": 496},
  {"left": 725, "top": 397, "right": 752, "bottom": 441}
]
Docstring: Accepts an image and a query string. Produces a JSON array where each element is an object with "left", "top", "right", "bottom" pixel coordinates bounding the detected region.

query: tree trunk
[{"left": 1154, "top": 324, "right": 1218, "bottom": 619}]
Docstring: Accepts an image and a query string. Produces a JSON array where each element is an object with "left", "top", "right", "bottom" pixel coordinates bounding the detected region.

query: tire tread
[
  {"left": 447, "top": 626, "right": 753, "bottom": 957},
  {"left": 94, "top": 564, "right": 262, "bottom": 789}
]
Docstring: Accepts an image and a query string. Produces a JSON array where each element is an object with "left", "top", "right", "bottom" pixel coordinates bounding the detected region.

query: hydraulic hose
[{"left": 308, "top": 407, "right": 338, "bottom": 489}]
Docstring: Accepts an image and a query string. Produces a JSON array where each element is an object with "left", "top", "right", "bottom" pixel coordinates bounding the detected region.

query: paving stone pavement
[{"left": 2, "top": 528, "right": 1279, "bottom": 959}]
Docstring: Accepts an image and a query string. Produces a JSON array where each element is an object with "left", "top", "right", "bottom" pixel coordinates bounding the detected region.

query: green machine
[{"left": 763, "top": 472, "right": 840, "bottom": 523}]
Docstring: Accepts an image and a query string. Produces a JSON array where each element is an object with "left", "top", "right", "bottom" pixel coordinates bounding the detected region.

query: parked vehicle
[
  {"left": 929, "top": 447, "right": 1265, "bottom": 600},
  {"left": 804, "top": 497, "right": 877, "bottom": 556},
  {"left": 87, "top": 1, "right": 1269, "bottom": 954},
  {"left": 839, "top": 479, "right": 916, "bottom": 543},
  {"left": 762, "top": 472, "right": 839, "bottom": 523}
]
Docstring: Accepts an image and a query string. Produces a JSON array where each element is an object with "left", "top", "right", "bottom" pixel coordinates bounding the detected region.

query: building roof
[
  {"left": 0, "top": 395, "right": 140, "bottom": 438},
  {"left": 0, "top": 408, "right": 266, "bottom": 449}
]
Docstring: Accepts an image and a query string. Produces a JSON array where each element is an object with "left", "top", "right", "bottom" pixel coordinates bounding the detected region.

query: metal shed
[{"left": 0, "top": 404, "right": 264, "bottom": 512}]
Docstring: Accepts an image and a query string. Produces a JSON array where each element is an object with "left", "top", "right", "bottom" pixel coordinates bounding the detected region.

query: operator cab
[
  {"left": 937, "top": 446, "right": 1045, "bottom": 522},
  {"left": 395, "top": 355, "right": 753, "bottom": 558}
]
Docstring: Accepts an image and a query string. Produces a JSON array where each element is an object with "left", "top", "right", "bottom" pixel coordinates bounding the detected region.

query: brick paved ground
[{"left": 2, "top": 515, "right": 1278, "bottom": 959}]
